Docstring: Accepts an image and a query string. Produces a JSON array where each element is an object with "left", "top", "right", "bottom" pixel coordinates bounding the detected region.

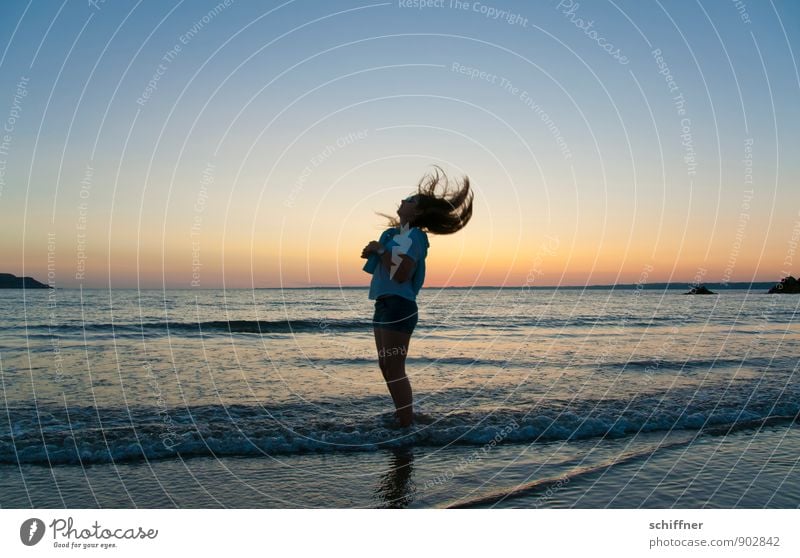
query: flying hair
[{"left": 377, "top": 165, "right": 474, "bottom": 235}]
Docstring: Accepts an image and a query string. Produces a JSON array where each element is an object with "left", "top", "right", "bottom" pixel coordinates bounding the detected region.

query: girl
[{"left": 361, "top": 167, "right": 474, "bottom": 427}]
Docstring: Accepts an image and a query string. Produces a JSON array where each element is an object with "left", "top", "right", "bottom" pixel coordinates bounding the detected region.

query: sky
[{"left": 0, "top": 0, "right": 798, "bottom": 288}]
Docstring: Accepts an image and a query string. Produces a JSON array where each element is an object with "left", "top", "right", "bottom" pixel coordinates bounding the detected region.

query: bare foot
[{"left": 394, "top": 408, "right": 414, "bottom": 427}]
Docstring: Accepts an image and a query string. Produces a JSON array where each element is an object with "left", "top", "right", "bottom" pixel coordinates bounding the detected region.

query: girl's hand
[{"left": 361, "top": 241, "right": 382, "bottom": 258}]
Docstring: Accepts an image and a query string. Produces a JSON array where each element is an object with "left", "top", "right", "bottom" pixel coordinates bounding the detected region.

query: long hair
[{"left": 378, "top": 166, "right": 474, "bottom": 234}]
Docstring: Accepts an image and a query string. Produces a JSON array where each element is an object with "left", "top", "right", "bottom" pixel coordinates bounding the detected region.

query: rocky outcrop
[
  {"left": 768, "top": 276, "right": 800, "bottom": 294},
  {"left": 0, "top": 273, "right": 51, "bottom": 289},
  {"left": 685, "top": 285, "right": 716, "bottom": 295}
]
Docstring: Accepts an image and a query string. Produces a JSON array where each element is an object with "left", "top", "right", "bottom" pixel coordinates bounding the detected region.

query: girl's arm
[{"left": 363, "top": 239, "right": 416, "bottom": 282}]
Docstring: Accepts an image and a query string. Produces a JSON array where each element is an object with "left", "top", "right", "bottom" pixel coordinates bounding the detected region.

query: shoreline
[{"left": 2, "top": 424, "right": 796, "bottom": 509}]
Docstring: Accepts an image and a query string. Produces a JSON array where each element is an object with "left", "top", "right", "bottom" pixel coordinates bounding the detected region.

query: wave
[
  {"left": 312, "top": 356, "right": 520, "bottom": 367},
  {"left": 596, "top": 356, "right": 779, "bottom": 372},
  {"left": 19, "top": 319, "right": 372, "bottom": 335},
  {"left": 445, "top": 437, "right": 697, "bottom": 508},
  {"left": 12, "top": 314, "right": 736, "bottom": 337},
  {"left": 303, "top": 356, "right": 778, "bottom": 371},
  {"left": 444, "top": 413, "right": 800, "bottom": 508},
  {"left": 2, "top": 398, "right": 797, "bottom": 466}
]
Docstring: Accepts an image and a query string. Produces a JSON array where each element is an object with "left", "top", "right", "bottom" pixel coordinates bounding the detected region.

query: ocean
[{"left": 1, "top": 287, "right": 798, "bottom": 508}]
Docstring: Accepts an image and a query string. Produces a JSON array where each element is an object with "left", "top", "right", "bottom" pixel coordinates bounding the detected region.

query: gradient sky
[{"left": 1, "top": 0, "right": 798, "bottom": 288}]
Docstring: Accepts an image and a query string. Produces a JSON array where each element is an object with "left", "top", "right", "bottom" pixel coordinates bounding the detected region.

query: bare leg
[
  {"left": 375, "top": 327, "right": 413, "bottom": 427},
  {"left": 374, "top": 326, "right": 398, "bottom": 408}
]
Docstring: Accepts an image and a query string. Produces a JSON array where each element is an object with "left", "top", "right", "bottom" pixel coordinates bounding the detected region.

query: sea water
[{"left": 0, "top": 287, "right": 798, "bottom": 507}]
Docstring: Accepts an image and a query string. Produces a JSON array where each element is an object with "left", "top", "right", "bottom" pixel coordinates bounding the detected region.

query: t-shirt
[{"left": 366, "top": 226, "right": 429, "bottom": 301}]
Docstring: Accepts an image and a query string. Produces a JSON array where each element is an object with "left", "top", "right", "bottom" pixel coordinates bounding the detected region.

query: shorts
[{"left": 372, "top": 295, "right": 419, "bottom": 334}]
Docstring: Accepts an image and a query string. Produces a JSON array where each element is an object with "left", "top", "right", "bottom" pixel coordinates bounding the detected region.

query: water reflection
[{"left": 374, "top": 448, "right": 415, "bottom": 508}]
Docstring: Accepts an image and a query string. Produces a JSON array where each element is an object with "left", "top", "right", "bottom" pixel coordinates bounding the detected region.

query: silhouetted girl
[{"left": 361, "top": 167, "right": 474, "bottom": 427}]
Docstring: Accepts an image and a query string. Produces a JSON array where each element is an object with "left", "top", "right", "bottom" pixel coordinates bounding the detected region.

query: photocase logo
[{"left": 20, "top": 518, "right": 45, "bottom": 546}]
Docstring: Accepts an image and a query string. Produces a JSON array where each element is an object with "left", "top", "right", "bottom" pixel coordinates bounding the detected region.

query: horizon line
[{"left": 29, "top": 280, "right": 780, "bottom": 290}]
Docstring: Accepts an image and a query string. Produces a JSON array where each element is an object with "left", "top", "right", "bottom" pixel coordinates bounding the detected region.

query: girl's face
[{"left": 397, "top": 195, "right": 421, "bottom": 223}]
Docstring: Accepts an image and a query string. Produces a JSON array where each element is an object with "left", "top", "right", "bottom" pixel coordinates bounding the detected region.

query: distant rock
[
  {"left": 768, "top": 276, "right": 800, "bottom": 294},
  {"left": 684, "top": 285, "right": 716, "bottom": 295},
  {"left": 0, "top": 273, "right": 51, "bottom": 289}
]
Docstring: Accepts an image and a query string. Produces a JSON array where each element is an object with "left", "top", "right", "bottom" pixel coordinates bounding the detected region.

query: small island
[
  {"left": 767, "top": 276, "right": 800, "bottom": 294},
  {"left": 684, "top": 285, "right": 716, "bottom": 295},
  {"left": 0, "top": 273, "right": 51, "bottom": 289}
]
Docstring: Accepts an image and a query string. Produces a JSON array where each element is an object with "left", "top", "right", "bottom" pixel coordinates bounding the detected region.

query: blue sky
[{"left": 1, "top": 0, "right": 798, "bottom": 287}]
